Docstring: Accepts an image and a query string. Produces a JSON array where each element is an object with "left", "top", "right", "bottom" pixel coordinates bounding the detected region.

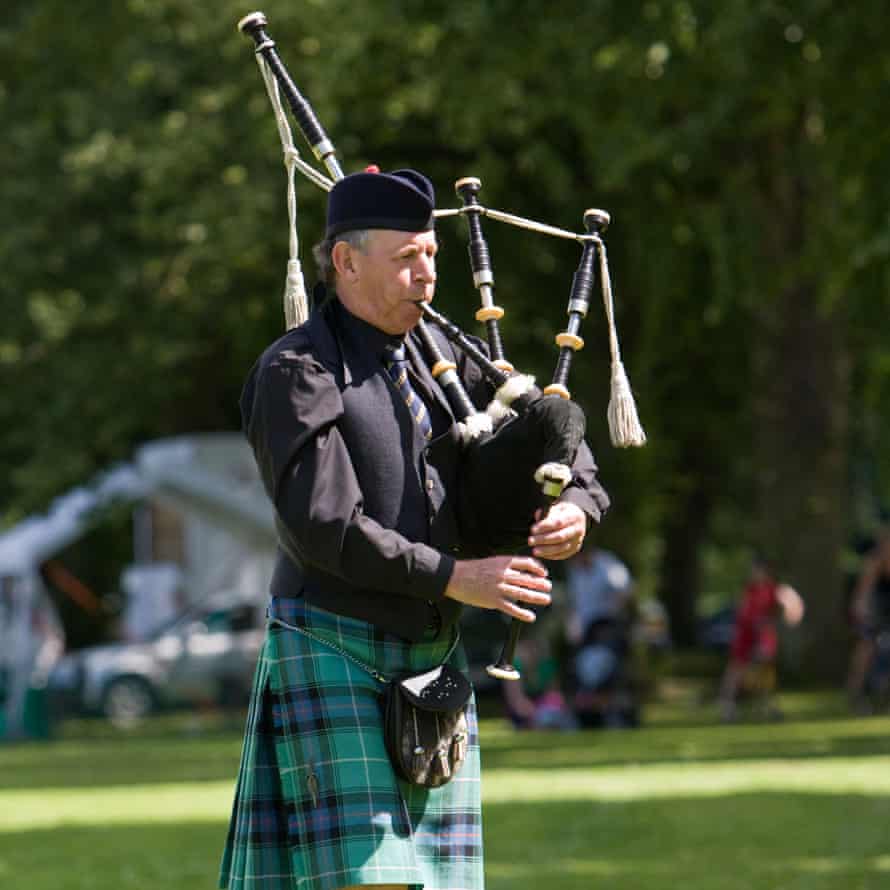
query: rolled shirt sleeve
[
  {"left": 242, "top": 348, "right": 454, "bottom": 601},
  {"left": 559, "top": 439, "right": 610, "bottom": 526}
]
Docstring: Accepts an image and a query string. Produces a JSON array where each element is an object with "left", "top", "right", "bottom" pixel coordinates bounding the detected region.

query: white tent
[
  {"left": 0, "top": 433, "right": 276, "bottom": 739},
  {"left": 134, "top": 434, "right": 276, "bottom": 618}
]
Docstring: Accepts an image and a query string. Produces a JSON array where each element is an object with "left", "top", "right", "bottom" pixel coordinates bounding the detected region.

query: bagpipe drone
[{"left": 237, "top": 11, "right": 646, "bottom": 680}]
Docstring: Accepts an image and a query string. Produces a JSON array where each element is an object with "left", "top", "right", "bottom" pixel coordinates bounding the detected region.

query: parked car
[{"left": 48, "top": 597, "right": 263, "bottom": 726}]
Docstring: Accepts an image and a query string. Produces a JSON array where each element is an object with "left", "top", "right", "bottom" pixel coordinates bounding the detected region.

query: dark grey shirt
[{"left": 241, "top": 297, "right": 608, "bottom": 640}]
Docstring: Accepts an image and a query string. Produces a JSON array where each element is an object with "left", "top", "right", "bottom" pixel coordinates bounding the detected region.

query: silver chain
[{"left": 269, "top": 615, "right": 461, "bottom": 685}]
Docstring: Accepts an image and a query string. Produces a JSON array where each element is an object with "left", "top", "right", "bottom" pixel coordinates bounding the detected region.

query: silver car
[{"left": 48, "top": 598, "right": 264, "bottom": 726}]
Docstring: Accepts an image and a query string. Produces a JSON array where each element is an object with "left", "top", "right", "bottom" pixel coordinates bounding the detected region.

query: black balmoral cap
[{"left": 325, "top": 167, "right": 435, "bottom": 239}]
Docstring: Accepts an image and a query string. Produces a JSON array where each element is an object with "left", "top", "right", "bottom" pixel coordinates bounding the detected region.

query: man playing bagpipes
[{"left": 219, "top": 167, "right": 610, "bottom": 890}]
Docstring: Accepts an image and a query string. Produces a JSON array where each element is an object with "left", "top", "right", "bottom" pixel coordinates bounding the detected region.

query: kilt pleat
[{"left": 220, "top": 596, "right": 484, "bottom": 890}]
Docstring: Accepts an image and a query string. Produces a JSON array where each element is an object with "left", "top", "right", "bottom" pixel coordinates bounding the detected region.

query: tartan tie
[{"left": 384, "top": 344, "right": 433, "bottom": 440}]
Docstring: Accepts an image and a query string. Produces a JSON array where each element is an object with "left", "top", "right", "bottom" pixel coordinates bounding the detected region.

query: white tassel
[
  {"left": 284, "top": 258, "right": 309, "bottom": 330},
  {"left": 608, "top": 359, "right": 647, "bottom": 447},
  {"left": 598, "top": 240, "right": 646, "bottom": 448}
]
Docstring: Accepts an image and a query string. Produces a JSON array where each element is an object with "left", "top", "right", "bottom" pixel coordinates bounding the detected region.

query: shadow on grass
[
  {"left": 0, "top": 820, "right": 225, "bottom": 890},
  {"left": 480, "top": 716, "right": 890, "bottom": 772},
  {"left": 483, "top": 793, "right": 890, "bottom": 890},
  {"left": 0, "top": 733, "right": 243, "bottom": 791},
  {"left": 1, "top": 793, "right": 889, "bottom": 890}
]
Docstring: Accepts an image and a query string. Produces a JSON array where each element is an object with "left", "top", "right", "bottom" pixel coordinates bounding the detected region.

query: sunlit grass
[
  {"left": 5, "top": 752, "right": 890, "bottom": 834},
  {"left": 0, "top": 782, "right": 232, "bottom": 831},
  {"left": 2, "top": 694, "right": 890, "bottom": 889}
]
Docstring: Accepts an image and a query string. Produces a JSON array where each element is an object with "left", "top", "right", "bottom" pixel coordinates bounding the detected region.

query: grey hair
[{"left": 312, "top": 229, "right": 372, "bottom": 288}]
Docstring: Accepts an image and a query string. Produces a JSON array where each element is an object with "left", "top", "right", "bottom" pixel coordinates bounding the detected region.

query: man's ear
[{"left": 331, "top": 241, "right": 359, "bottom": 283}]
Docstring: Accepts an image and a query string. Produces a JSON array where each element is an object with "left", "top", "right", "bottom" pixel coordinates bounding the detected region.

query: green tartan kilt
[{"left": 220, "top": 596, "right": 484, "bottom": 890}]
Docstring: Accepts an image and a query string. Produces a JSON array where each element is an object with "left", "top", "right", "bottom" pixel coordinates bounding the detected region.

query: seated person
[
  {"left": 501, "top": 631, "right": 578, "bottom": 731},
  {"left": 564, "top": 546, "right": 638, "bottom": 727}
]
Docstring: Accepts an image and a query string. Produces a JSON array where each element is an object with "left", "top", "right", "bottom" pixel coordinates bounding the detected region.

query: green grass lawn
[{"left": 2, "top": 693, "right": 890, "bottom": 889}]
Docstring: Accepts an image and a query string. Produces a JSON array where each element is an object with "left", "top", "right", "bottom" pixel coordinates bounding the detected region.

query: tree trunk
[
  {"left": 658, "top": 485, "right": 712, "bottom": 648},
  {"left": 753, "top": 137, "right": 850, "bottom": 681}
]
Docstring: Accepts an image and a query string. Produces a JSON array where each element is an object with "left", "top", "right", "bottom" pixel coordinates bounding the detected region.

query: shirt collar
[
  {"left": 332, "top": 297, "right": 404, "bottom": 360},
  {"left": 321, "top": 296, "right": 455, "bottom": 428}
]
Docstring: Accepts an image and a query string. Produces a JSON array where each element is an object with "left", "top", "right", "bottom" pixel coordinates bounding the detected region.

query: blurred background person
[
  {"left": 846, "top": 525, "right": 890, "bottom": 713},
  {"left": 564, "top": 546, "right": 639, "bottom": 728},
  {"left": 500, "top": 622, "right": 578, "bottom": 731},
  {"left": 718, "top": 557, "right": 805, "bottom": 722}
]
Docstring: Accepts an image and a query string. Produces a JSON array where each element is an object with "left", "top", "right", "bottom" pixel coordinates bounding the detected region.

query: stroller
[{"left": 567, "top": 613, "right": 640, "bottom": 728}]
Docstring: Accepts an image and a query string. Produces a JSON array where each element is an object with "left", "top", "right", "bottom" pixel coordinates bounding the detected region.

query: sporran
[{"left": 382, "top": 662, "right": 472, "bottom": 788}]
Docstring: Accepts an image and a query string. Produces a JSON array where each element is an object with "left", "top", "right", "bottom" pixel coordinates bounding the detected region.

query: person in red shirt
[{"left": 718, "top": 557, "right": 805, "bottom": 722}]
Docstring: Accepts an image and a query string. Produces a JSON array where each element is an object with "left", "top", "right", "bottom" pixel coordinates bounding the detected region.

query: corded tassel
[
  {"left": 412, "top": 710, "right": 425, "bottom": 777},
  {"left": 437, "top": 748, "right": 451, "bottom": 781},
  {"left": 450, "top": 731, "right": 467, "bottom": 765},
  {"left": 284, "top": 258, "right": 308, "bottom": 329},
  {"left": 598, "top": 239, "right": 646, "bottom": 448},
  {"left": 608, "top": 359, "right": 647, "bottom": 447}
]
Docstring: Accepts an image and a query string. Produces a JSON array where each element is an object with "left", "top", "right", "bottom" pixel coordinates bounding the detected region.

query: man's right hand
[{"left": 444, "top": 556, "right": 552, "bottom": 622}]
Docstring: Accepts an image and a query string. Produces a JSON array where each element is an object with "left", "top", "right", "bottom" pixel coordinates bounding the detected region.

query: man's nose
[{"left": 415, "top": 255, "right": 436, "bottom": 283}]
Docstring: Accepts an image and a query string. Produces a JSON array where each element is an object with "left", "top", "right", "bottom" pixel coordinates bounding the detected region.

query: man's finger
[
  {"left": 500, "top": 599, "right": 538, "bottom": 622},
  {"left": 532, "top": 543, "right": 577, "bottom": 560},
  {"left": 531, "top": 502, "right": 586, "bottom": 537},
  {"left": 499, "top": 582, "right": 552, "bottom": 605},
  {"left": 529, "top": 527, "right": 572, "bottom": 547},
  {"left": 503, "top": 569, "right": 552, "bottom": 592},
  {"left": 499, "top": 584, "right": 551, "bottom": 618},
  {"left": 530, "top": 514, "right": 579, "bottom": 538},
  {"left": 529, "top": 525, "right": 585, "bottom": 549},
  {"left": 508, "top": 556, "right": 549, "bottom": 577},
  {"left": 529, "top": 515, "right": 564, "bottom": 536}
]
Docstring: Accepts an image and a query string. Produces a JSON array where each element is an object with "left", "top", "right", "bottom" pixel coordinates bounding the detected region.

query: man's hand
[
  {"left": 444, "top": 556, "right": 552, "bottom": 622},
  {"left": 528, "top": 501, "right": 587, "bottom": 560}
]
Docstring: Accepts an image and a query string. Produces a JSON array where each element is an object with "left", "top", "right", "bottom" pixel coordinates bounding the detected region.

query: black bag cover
[{"left": 459, "top": 394, "right": 587, "bottom": 555}]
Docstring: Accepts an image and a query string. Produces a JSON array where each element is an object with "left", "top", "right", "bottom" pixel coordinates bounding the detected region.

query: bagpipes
[{"left": 238, "top": 11, "right": 645, "bottom": 679}]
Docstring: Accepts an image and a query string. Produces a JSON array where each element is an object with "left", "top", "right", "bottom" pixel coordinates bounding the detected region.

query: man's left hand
[{"left": 528, "top": 501, "right": 587, "bottom": 561}]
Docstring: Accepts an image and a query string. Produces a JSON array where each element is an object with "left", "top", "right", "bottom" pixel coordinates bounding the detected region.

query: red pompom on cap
[{"left": 364, "top": 164, "right": 381, "bottom": 174}]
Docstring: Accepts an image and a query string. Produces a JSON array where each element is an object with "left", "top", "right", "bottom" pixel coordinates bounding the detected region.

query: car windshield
[{"left": 148, "top": 601, "right": 257, "bottom": 639}]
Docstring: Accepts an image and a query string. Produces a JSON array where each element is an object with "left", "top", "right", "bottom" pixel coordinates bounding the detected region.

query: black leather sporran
[{"left": 382, "top": 663, "right": 472, "bottom": 789}]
